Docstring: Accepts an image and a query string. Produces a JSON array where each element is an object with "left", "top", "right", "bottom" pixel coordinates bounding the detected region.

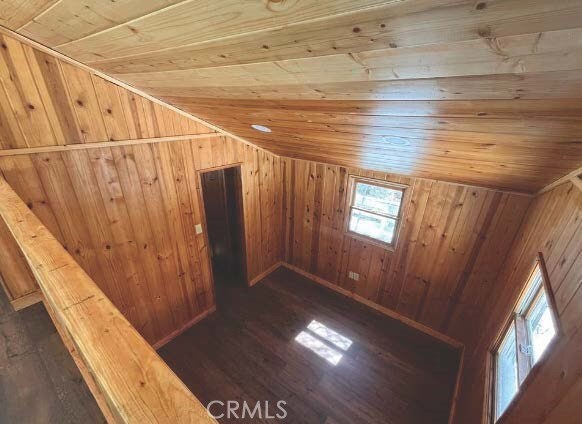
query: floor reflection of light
[
  {"left": 294, "top": 320, "right": 353, "bottom": 366},
  {"left": 307, "top": 320, "right": 353, "bottom": 351}
]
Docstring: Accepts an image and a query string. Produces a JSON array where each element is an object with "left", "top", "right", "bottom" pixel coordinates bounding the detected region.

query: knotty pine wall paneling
[
  {"left": 0, "top": 33, "right": 284, "bottom": 346},
  {"left": 0, "top": 32, "right": 210, "bottom": 151},
  {"left": 283, "top": 158, "right": 532, "bottom": 334},
  {"left": 0, "top": 136, "right": 284, "bottom": 346},
  {"left": 453, "top": 181, "right": 582, "bottom": 423}
]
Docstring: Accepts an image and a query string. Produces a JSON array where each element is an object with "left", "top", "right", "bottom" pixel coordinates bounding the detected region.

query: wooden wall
[
  {"left": 0, "top": 32, "right": 284, "bottom": 346},
  {"left": 283, "top": 158, "right": 532, "bottom": 334},
  {"left": 453, "top": 181, "right": 582, "bottom": 423},
  {"left": 6, "top": 0, "right": 582, "bottom": 193},
  {"left": 0, "top": 33, "right": 209, "bottom": 149}
]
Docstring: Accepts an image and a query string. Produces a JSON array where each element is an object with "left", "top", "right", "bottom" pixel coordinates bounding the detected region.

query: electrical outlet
[
  {"left": 348, "top": 271, "right": 360, "bottom": 281},
  {"left": 195, "top": 224, "right": 203, "bottom": 234}
]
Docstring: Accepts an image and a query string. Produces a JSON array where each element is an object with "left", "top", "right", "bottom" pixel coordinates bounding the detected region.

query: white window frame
[
  {"left": 344, "top": 176, "right": 407, "bottom": 250},
  {"left": 489, "top": 253, "right": 561, "bottom": 423}
]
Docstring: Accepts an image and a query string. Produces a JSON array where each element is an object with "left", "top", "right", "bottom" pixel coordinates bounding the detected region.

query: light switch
[{"left": 195, "top": 224, "right": 203, "bottom": 234}]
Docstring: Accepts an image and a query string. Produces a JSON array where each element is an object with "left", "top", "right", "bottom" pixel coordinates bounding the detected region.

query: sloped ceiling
[{"left": 2, "top": 0, "right": 582, "bottom": 193}]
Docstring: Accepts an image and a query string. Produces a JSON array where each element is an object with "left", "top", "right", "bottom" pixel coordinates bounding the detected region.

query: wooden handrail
[{"left": 0, "top": 177, "right": 216, "bottom": 423}]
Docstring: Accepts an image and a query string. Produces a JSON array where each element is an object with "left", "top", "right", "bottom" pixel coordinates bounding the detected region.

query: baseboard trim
[
  {"left": 10, "top": 290, "right": 43, "bottom": 311},
  {"left": 153, "top": 306, "right": 216, "bottom": 350},
  {"left": 248, "top": 261, "right": 283, "bottom": 287},
  {"left": 281, "top": 262, "right": 464, "bottom": 350}
]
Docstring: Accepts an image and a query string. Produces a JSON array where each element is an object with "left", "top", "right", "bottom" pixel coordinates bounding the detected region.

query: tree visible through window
[
  {"left": 492, "top": 256, "right": 559, "bottom": 422},
  {"left": 346, "top": 177, "right": 405, "bottom": 247}
]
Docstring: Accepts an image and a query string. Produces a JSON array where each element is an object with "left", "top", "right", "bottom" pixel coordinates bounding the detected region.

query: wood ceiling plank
[
  {"left": 88, "top": 0, "right": 582, "bottom": 74},
  {"left": 18, "top": 0, "right": 183, "bottom": 46},
  {"left": 0, "top": 0, "right": 58, "bottom": 30},
  {"left": 169, "top": 93, "right": 582, "bottom": 193},
  {"left": 55, "top": 0, "right": 398, "bottom": 62},
  {"left": 114, "top": 28, "right": 582, "bottom": 89},
  {"left": 224, "top": 127, "right": 581, "bottom": 171},
  {"left": 193, "top": 113, "right": 582, "bottom": 151},
  {"left": 199, "top": 121, "right": 577, "bottom": 191},
  {"left": 236, "top": 133, "right": 569, "bottom": 173},
  {"left": 178, "top": 105, "right": 582, "bottom": 138},
  {"left": 166, "top": 98, "right": 582, "bottom": 119},
  {"left": 256, "top": 146, "right": 551, "bottom": 193},
  {"left": 144, "top": 70, "right": 582, "bottom": 100}
]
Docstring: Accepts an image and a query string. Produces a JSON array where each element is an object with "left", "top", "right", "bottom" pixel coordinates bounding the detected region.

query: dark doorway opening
[{"left": 200, "top": 166, "right": 246, "bottom": 293}]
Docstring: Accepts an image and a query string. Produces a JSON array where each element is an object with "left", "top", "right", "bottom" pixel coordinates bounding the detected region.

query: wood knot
[
  {"left": 475, "top": 2, "right": 487, "bottom": 10},
  {"left": 265, "top": 0, "right": 289, "bottom": 12},
  {"left": 477, "top": 27, "right": 492, "bottom": 38}
]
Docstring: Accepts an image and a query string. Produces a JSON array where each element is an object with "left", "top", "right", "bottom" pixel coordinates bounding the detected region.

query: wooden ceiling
[{"left": 2, "top": 0, "right": 582, "bottom": 193}]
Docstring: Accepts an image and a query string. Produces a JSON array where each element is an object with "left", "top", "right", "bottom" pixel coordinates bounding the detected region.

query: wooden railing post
[{"left": 0, "top": 176, "right": 216, "bottom": 423}]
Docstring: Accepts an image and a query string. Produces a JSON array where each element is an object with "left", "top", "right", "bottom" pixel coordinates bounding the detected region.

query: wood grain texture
[
  {"left": 0, "top": 136, "right": 284, "bottom": 346},
  {"left": 4, "top": 0, "right": 582, "bottom": 193},
  {"left": 0, "top": 175, "right": 216, "bottom": 423},
  {"left": 0, "top": 34, "right": 284, "bottom": 347},
  {"left": 170, "top": 97, "right": 582, "bottom": 193},
  {"left": 453, "top": 181, "right": 582, "bottom": 424},
  {"left": 0, "top": 215, "right": 37, "bottom": 300},
  {"left": 18, "top": 0, "right": 183, "bottom": 46},
  {"left": 160, "top": 267, "right": 461, "bottom": 424},
  {"left": 55, "top": 0, "right": 397, "bottom": 62},
  {"left": 0, "top": 31, "right": 216, "bottom": 150},
  {"left": 88, "top": 1, "right": 582, "bottom": 74},
  {"left": 0, "top": 0, "right": 58, "bottom": 30},
  {"left": 8, "top": 289, "right": 42, "bottom": 310},
  {"left": 283, "top": 157, "right": 531, "bottom": 334}
]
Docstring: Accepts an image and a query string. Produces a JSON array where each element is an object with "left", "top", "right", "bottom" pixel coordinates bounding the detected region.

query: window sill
[{"left": 345, "top": 230, "right": 397, "bottom": 252}]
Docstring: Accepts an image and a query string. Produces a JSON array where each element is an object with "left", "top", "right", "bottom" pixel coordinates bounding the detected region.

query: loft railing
[{"left": 0, "top": 177, "right": 216, "bottom": 423}]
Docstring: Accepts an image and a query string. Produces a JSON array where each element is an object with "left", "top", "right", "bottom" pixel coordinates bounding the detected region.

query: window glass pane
[
  {"left": 526, "top": 291, "right": 556, "bottom": 364},
  {"left": 496, "top": 325, "right": 518, "bottom": 420},
  {"left": 517, "top": 267, "right": 543, "bottom": 314},
  {"left": 349, "top": 209, "right": 396, "bottom": 244},
  {"left": 354, "top": 182, "right": 402, "bottom": 217}
]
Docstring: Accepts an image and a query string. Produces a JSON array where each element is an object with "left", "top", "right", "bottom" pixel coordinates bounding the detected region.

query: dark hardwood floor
[
  {"left": 159, "top": 267, "right": 460, "bottom": 424},
  {"left": 0, "top": 289, "right": 104, "bottom": 424}
]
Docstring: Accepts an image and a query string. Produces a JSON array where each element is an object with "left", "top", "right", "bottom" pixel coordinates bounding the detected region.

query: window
[
  {"left": 346, "top": 177, "right": 405, "bottom": 247},
  {"left": 491, "top": 255, "right": 560, "bottom": 422}
]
